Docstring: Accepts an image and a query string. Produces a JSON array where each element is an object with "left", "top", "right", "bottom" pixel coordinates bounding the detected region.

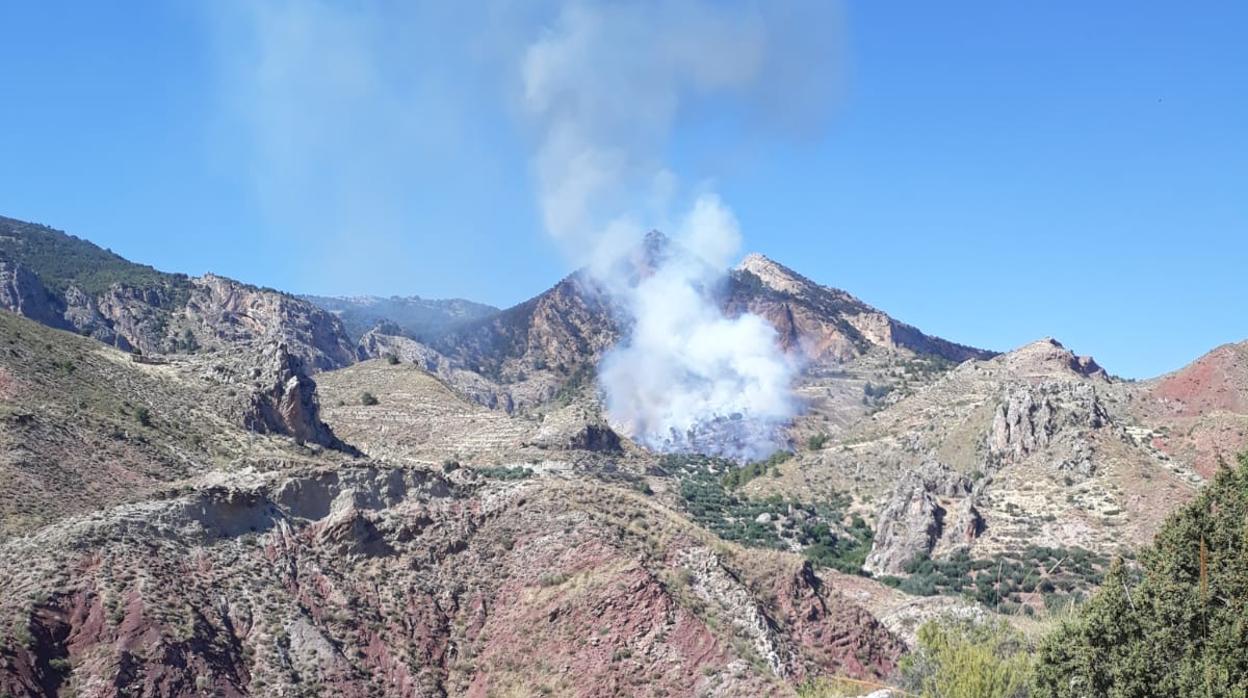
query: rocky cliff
[
  {"left": 0, "top": 259, "right": 67, "bottom": 330},
  {"left": 752, "top": 338, "right": 1204, "bottom": 589},
  {"left": 0, "top": 216, "right": 356, "bottom": 371},
  {"left": 730, "top": 254, "right": 995, "bottom": 365}
]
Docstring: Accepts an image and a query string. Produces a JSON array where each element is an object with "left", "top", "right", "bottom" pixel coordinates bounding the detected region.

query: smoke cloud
[{"left": 518, "top": 0, "right": 840, "bottom": 459}]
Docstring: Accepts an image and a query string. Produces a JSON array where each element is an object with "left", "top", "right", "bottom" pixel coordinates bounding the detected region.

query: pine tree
[{"left": 1034, "top": 453, "right": 1248, "bottom": 697}]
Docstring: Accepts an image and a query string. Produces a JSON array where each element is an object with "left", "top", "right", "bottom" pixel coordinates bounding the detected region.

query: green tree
[
  {"left": 1034, "top": 454, "right": 1248, "bottom": 697},
  {"left": 176, "top": 328, "right": 199, "bottom": 353}
]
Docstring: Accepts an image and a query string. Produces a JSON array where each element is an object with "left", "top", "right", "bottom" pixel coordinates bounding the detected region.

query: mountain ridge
[
  {"left": 0, "top": 215, "right": 356, "bottom": 370},
  {"left": 301, "top": 293, "right": 498, "bottom": 343}
]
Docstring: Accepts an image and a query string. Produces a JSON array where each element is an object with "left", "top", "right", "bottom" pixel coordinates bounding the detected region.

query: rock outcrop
[
  {"left": 0, "top": 311, "right": 352, "bottom": 541},
  {"left": 864, "top": 463, "right": 974, "bottom": 575},
  {"left": 987, "top": 381, "right": 1109, "bottom": 472},
  {"left": 185, "top": 274, "right": 356, "bottom": 371},
  {"left": 241, "top": 343, "right": 354, "bottom": 451},
  {"left": 0, "top": 259, "right": 67, "bottom": 329}
]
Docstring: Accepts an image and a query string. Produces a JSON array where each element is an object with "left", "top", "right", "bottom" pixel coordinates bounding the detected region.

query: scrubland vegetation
[{"left": 844, "top": 453, "right": 1248, "bottom": 697}]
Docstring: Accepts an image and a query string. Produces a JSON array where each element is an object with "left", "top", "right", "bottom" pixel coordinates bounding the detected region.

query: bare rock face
[
  {"left": 0, "top": 260, "right": 67, "bottom": 329},
  {"left": 93, "top": 283, "right": 183, "bottom": 352},
  {"left": 58, "top": 285, "right": 126, "bottom": 347},
  {"left": 730, "top": 254, "right": 994, "bottom": 366},
  {"left": 988, "top": 382, "right": 1110, "bottom": 473},
  {"left": 1, "top": 217, "right": 357, "bottom": 369},
  {"left": 865, "top": 488, "right": 943, "bottom": 576},
  {"left": 3, "top": 270, "right": 356, "bottom": 371},
  {"left": 864, "top": 463, "right": 973, "bottom": 575},
  {"left": 186, "top": 274, "right": 356, "bottom": 371},
  {"left": 772, "top": 560, "right": 906, "bottom": 681},
  {"left": 241, "top": 343, "right": 354, "bottom": 452},
  {"left": 948, "top": 498, "right": 985, "bottom": 545}
]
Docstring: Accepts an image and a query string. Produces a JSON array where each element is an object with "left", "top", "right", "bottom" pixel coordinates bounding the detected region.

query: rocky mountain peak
[
  {"left": 737, "top": 253, "right": 815, "bottom": 297},
  {"left": 996, "top": 337, "right": 1106, "bottom": 380},
  {"left": 642, "top": 228, "right": 670, "bottom": 253},
  {"left": 730, "top": 255, "right": 994, "bottom": 365}
]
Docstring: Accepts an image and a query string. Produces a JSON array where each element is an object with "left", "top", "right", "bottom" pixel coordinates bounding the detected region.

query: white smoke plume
[{"left": 519, "top": 0, "right": 839, "bottom": 459}]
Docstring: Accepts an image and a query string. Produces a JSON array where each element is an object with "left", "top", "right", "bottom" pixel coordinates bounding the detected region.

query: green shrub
[
  {"left": 360, "top": 392, "right": 379, "bottom": 406},
  {"left": 722, "top": 450, "right": 792, "bottom": 489},
  {"left": 478, "top": 466, "right": 533, "bottom": 480},
  {"left": 539, "top": 572, "right": 569, "bottom": 587},
  {"left": 900, "top": 616, "right": 1035, "bottom": 698},
  {"left": 888, "top": 547, "right": 1106, "bottom": 610},
  {"left": 176, "top": 328, "right": 199, "bottom": 353}
]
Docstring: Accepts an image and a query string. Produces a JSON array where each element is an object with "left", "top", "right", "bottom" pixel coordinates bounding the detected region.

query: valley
[{"left": 1, "top": 214, "right": 1245, "bottom": 696}]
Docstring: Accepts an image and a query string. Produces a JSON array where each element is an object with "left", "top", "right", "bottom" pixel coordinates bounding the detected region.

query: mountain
[
  {"left": 301, "top": 294, "right": 498, "bottom": 343},
  {"left": 0, "top": 216, "right": 356, "bottom": 370},
  {"left": 4, "top": 215, "right": 1248, "bottom": 695},
  {"left": 740, "top": 335, "right": 1212, "bottom": 615},
  {"left": 356, "top": 236, "right": 996, "bottom": 415},
  {"left": 729, "top": 254, "right": 995, "bottom": 365},
  {"left": 1132, "top": 341, "right": 1248, "bottom": 478}
]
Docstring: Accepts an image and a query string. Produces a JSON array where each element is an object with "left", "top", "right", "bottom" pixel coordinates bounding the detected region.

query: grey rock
[
  {"left": 864, "top": 462, "right": 971, "bottom": 575},
  {"left": 987, "top": 381, "right": 1110, "bottom": 470},
  {"left": 0, "top": 260, "right": 67, "bottom": 330},
  {"left": 241, "top": 343, "right": 356, "bottom": 452}
]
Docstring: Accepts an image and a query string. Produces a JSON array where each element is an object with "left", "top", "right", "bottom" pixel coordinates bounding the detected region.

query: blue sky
[{"left": 0, "top": 2, "right": 1244, "bottom": 378}]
